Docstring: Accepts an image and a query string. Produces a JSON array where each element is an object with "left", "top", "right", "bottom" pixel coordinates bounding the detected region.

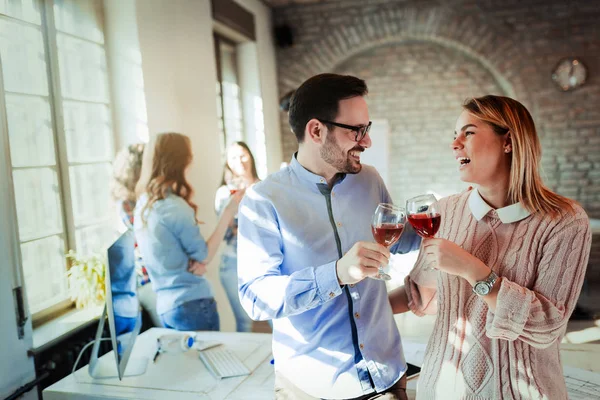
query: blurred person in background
[
  {"left": 110, "top": 143, "right": 145, "bottom": 335},
  {"left": 214, "top": 141, "right": 260, "bottom": 332},
  {"left": 134, "top": 133, "right": 243, "bottom": 331}
]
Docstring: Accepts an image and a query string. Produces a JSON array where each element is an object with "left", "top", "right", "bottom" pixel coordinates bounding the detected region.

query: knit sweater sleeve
[
  {"left": 404, "top": 194, "right": 460, "bottom": 317},
  {"left": 404, "top": 243, "right": 439, "bottom": 316},
  {"left": 486, "top": 210, "right": 592, "bottom": 348}
]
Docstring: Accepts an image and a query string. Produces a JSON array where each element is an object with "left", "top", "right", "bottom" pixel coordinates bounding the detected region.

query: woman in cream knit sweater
[{"left": 389, "top": 95, "right": 591, "bottom": 399}]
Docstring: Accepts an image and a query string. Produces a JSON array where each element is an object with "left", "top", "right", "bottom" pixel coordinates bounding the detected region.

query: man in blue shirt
[{"left": 237, "top": 74, "right": 420, "bottom": 399}]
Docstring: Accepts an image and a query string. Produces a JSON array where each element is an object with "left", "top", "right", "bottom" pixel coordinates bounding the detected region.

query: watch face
[
  {"left": 474, "top": 282, "right": 490, "bottom": 296},
  {"left": 552, "top": 58, "right": 587, "bottom": 91}
]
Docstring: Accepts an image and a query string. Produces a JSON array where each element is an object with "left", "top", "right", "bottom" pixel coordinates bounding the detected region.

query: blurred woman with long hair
[
  {"left": 389, "top": 95, "right": 591, "bottom": 399},
  {"left": 214, "top": 141, "right": 260, "bottom": 332},
  {"left": 134, "top": 133, "right": 243, "bottom": 331},
  {"left": 111, "top": 143, "right": 145, "bottom": 231},
  {"left": 110, "top": 143, "right": 145, "bottom": 334}
]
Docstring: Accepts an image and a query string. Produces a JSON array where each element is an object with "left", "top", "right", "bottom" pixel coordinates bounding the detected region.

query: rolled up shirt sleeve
[{"left": 237, "top": 187, "right": 343, "bottom": 321}]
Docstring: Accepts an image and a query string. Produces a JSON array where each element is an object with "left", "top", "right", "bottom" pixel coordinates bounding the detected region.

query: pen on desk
[{"left": 153, "top": 339, "right": 161, "bottom": 363}]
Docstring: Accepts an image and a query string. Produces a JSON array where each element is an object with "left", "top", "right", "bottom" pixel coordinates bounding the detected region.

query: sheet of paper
[{"left": 563, "top": 365, "right": 600, "bottom": 400}]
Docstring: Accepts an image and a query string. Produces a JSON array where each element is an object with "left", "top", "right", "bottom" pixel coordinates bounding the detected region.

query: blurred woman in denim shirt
[
  {"left": 110, "top": 143, "right": 145, "bottom": 335},
  {"left": 135, "top": 133, "right": 243, "bottom": 331},
  {"left": 214, "top": 142, "right": 259, "bottom": 332}
]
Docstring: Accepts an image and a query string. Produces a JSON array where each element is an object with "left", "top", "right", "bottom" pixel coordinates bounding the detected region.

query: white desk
[
  {"left": 43, "top": 326, "right": 600, "bottom": 400},
  {"left": 43, "top": 328, "right": 274, "bottom": 400}
]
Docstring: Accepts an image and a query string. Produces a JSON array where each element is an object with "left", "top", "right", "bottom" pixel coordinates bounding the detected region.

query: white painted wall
[
  {"left": 238, "top": 42, "right": 266, "bottom": 176},
  {"left": 104, "top": 0, "right": 149, "bottom": 148},
  {"left": 235, "top": 0, "right": 283, "bottom": 174},
  {"left": 361, "top": 119, "right": 390, "bottom": 188}
]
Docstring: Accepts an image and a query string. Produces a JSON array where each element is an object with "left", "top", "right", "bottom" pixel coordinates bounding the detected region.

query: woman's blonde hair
[
  {"left": 463, "top": 95, "right": 574, "bottom": 217},
  {"left": 139, "top": 132, "right": 197, "bottom": 223},
  {"left": 111, "top": 143, "right": 145, "bottom": 203}
]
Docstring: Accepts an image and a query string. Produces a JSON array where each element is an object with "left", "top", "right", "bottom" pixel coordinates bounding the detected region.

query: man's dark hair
[{"left": 288, "top": 73, "right": 368, "bottom": 143}]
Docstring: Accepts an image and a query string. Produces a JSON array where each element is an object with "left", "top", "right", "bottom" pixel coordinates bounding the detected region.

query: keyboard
[{"left": 198, "top": 345, "right": 250, "bottom": 379}]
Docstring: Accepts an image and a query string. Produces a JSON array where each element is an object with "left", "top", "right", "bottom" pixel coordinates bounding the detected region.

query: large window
[
  {"left": 214, "top": 33, "right": 243, "bottom": 156},
  {"left": 1, "top": 0, "right": 115, "bottom": 320},
  {"left": 214, "top": 33, "right": 268, "bottom": 178}
]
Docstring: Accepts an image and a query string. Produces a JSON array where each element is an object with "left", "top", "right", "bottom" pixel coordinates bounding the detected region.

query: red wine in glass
[
  {"left": 372, "top": 223, "right": 405, "bottom": 247},
  {"left": 406, "top": 194, "right": 441, "bottom": 271},
  {"left": 371, "top": 203, "right": 406, "bottom": 281},
  {"left": 407, "top": 213, "right": 441, "bottom": 238}
]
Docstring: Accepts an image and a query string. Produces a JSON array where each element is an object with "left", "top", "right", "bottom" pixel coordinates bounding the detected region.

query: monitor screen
[
  {"left": 88, "top": 230, "right": 146, "bottom": 379},
  {"left": 108, "top": 230, "right": 140, "bottom": 362}
]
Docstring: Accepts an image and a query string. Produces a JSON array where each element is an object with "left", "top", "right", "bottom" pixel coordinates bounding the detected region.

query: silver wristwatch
[{"left": 472, "top": 270, "right": 498, "bottom": 296}]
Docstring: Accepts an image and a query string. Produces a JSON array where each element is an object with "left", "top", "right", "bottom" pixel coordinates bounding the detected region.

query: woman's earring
[{"left": 505, "top": 149, "right": 510, "bottom": 153}]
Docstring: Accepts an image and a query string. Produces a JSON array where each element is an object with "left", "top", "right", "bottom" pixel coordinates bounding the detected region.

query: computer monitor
[{"left": 88, "top": 230, "right": 148, "bottom": 379}]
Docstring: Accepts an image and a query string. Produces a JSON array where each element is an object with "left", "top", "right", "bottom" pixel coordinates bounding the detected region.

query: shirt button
[
  {"left": 320, "top": 179, "right": 325, "bottom": 183},
  {"left": 329, "top": 292, "right": 335, "bottom": 298},
  {"left": 337, "top": 222, "right": 342, "bottom": 227},
  {"left": 349, "top": 284, "right": 355, "bottom": 288},
  {"left": 359, "top": 343, "right": 364, "bottom": 350},
  {"left": 354, "top": 312, "right": 360, "bottom": 319}
]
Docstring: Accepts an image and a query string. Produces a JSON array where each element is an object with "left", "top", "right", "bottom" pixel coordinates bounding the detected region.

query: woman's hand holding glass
[
  {"left": 421, "top": 239, "right": 490, "bottom": 284},
  {"left": 406, "top": 194, "right": 441, "bottom": 271},
  {"left": 371, "top": 203, "right": 406, "bottom": 281}
]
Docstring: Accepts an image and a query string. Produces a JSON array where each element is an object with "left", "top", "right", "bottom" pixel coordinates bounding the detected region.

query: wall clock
[{"left": 551, "top": 58, "right": 587, "bottom": 91}]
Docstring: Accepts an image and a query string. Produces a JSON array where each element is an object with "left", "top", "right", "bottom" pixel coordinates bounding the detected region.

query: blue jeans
[
  {"left": 114, "top": 314, "right": 139, "bottom": 336},
  {"left": 220, "top": 255, "right": 253, "bottom": 332},
  {"left": 160, "top": 298, "right": 220, "bottom": 331}
]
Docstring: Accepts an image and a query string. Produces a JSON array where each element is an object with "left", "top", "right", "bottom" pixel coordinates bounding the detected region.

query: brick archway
[{"left": 277, "top": 5, "right": 532, "bottom": 105}]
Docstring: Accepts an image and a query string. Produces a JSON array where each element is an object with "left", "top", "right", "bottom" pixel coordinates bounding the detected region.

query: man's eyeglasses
[{"left": 318, "top": 119, "right": 372, "bottom": 142}]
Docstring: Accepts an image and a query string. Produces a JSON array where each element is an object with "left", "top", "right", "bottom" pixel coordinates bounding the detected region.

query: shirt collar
[
  {"left": 468, "top": 189, "right": 531, "bottom": 223},
  {"left": 289, "top": 153, "right": 346, "bottom": 188}
]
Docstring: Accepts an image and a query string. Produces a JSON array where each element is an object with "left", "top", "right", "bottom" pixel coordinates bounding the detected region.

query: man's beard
[{"left": 320, "top": 133, "right": 363, "bottom": 174}]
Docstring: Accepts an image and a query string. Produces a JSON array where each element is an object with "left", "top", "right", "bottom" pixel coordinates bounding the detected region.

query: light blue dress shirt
[
  {"left": 238, "top": 155, "right": 420, "bottom": 399},
  {"left": 134, "top": 193, "right": 213, "bottom": 315}
]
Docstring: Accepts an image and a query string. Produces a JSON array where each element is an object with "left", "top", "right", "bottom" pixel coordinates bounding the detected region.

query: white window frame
[{"left": 1, "top": 0, "right": 117, "bottom": 325}]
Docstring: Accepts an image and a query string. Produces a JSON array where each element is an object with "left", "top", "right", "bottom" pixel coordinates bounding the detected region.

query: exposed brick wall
[
  {"left": 272, "top": 0, "right": 600, "bottom": 220},
  {"left": 334, "top": 41, "right": 503, "bottom": 205}
]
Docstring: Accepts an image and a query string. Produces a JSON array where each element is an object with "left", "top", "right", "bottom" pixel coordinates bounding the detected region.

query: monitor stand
[
  {"left": 87, "top": 305, "right": 148, "bottom": 379},
  {"left": 88, "top": 354, "right": 148, "bottom": 379}
]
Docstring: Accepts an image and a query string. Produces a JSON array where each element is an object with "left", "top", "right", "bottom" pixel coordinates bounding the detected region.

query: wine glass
[
  {"left": 227, "top": 176, "right": 246, "bottom": 195},
  {"left": 406, "top": 194, "right": 441, "bottom": 270},
  {"left": 371, "top": 203, "right": 406, "bottom": 281}
]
